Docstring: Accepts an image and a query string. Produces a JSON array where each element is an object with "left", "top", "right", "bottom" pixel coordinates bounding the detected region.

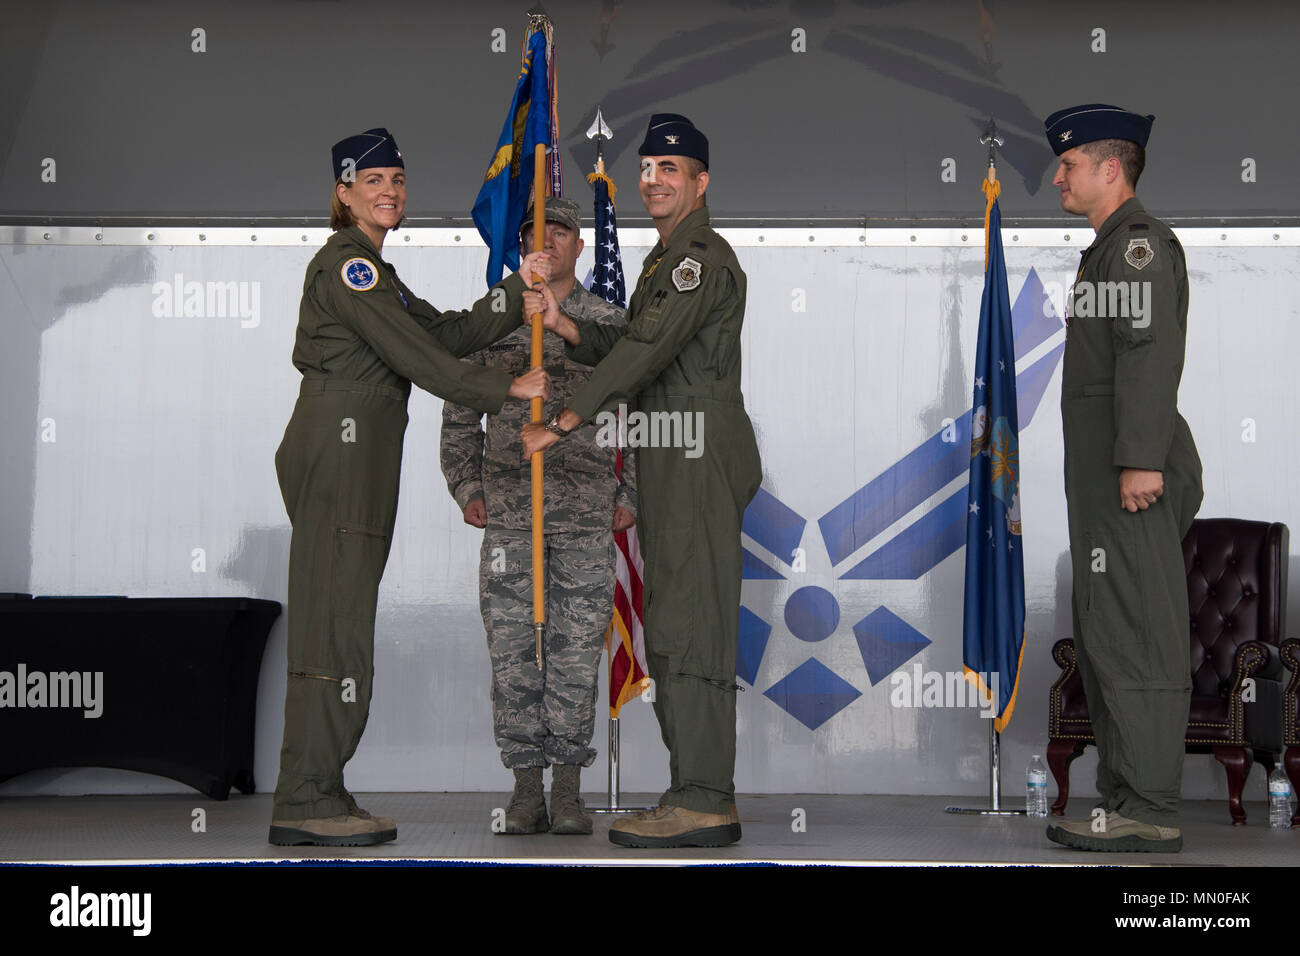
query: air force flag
[
  {"left": 962, "top": 185, "right": 1026, "bottom": 733},
  {"left": 471, "top": 29, "right": 553, "bottom": 287}
]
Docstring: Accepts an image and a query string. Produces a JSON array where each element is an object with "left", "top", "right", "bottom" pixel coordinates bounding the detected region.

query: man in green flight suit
[
  {"left": 522, "top": 114, "right": 762, "bottom": 848},
  {"left": 1041, "top": 105, "right": 1204, "bottom": 852}
]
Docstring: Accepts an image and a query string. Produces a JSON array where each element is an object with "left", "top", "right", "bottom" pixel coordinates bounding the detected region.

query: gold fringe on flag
[
  {"left": 982, "top": 171, "right": 1001, "bottom": 272},
  {"left": 585, "top": 169, "right": 617, "bottom": 205}
]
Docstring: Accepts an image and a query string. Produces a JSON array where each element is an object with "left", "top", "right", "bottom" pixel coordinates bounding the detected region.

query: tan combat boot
[
  {"left": 268, "top": 814, "right": 397, "bottom": 847},
  {"left": 1046, "top": 810, "right": 1182, "bottom": 852},
  {"left": 550, "top": 764, "right": 593, "bottom": 835},
  {"left": 348, "top": 807, "right": 397, "bottom": 831},
  {"left": 342, "top": 790, "right": 396, "bottom": 831},
  {"left": 501, "top": 767, "right": 549, "bottom": 834},
  {"left": 609, "top": 804, "right": 741, "bottom": 848}
]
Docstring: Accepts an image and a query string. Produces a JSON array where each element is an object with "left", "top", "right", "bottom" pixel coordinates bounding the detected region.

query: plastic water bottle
[
  {"left": 1026, "top": 754, "right": 1049, "bottom": 817},
  {"left": 1268, "top": 767, "right": 1293, "bottom": 828}
]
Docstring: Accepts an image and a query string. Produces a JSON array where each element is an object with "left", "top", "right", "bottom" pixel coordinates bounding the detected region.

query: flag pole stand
[
  {"left": 590, "top": 715, "right": 655, "bottom": 815},
  {"left": 590, "top": 715, "right": 621, "bottom": 814},
  {"left": 945, "top": 722, "right": 1025, "bottom": 816}
]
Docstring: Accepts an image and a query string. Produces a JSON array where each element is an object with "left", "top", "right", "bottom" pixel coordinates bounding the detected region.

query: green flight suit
[
  {"left": 273, "top": 225, "right": 526, "bottom": 820},
  {"left": 565, "top": 206, "right": 763, "bottom": 815},
  {"left": 1062, "top": 197, "right": 1203, "bottom": 827}
]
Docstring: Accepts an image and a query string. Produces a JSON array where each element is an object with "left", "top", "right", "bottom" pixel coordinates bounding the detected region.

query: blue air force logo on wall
[
  {"left": 341, "top": 257, "right": 379, "bottom": 291},
  {"left": 737, "top": 269, "right": 1060, "bottom": 730}
]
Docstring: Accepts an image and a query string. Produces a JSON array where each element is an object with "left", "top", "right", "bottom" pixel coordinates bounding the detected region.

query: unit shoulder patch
[
  {"left": 341, "top": 257, "right": 379, "bottom": 291},
  {"left": 1123, "top": 238, "right": 1154, "bottom": 270},
  {"left": 671, "top": 256, "right": 703, "bottom": 292}
]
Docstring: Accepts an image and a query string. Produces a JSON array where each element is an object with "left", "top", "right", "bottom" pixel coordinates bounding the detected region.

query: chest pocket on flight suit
[{"left": 630, "top": 288, "right": 669, "bottom": 342}]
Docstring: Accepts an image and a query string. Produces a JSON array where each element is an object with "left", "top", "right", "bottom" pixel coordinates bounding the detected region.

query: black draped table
[{"left": 0, "top": 596, "right": 281, "bottom": 799}]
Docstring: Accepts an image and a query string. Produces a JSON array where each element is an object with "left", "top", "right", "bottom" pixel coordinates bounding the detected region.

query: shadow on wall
[
  {"left": 1, "top": 247, "right": 157, "bottom": 594},
  {"left": 220, "top": 523, "right": 291, "bottom": 601}
]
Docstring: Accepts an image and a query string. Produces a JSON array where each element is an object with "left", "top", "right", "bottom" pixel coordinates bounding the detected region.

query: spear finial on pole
[
  {"left": 586, "top": 106, "right": 613, "bottom": 174},
  {"left": 980, "top": 117, "right": 1004, "bottom": 184}
]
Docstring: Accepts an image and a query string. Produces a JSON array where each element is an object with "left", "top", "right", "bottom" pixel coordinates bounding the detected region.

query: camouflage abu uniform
[{"left": 441, "top": 281, "right": 634, "bottom": 768}]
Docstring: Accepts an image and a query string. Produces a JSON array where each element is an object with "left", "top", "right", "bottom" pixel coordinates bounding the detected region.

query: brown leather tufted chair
[
  {"left": 1047, "top": 519, "right": 1289, "bottom": 825},
  {"left": 1282, "top": 638, "right": 1300, "bottom": 827}
]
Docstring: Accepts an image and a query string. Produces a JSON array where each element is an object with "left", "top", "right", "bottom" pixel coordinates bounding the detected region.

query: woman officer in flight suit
[{"left": 268, "top": 128, "right": 552, "bottom": 846}]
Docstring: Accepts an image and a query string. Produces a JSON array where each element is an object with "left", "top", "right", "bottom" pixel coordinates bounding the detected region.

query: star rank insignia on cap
[
  {"left": 1124, "top": 237, "right": 1154, "bottom": 270},
  {"left": 341, "top": 257, "right": 379, "bottom": 291},
  {"left": 671, "top": 256, "right": 702, "bottom": 292}
]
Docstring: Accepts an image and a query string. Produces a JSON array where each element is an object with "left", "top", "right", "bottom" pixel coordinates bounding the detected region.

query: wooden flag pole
[{"left": 530, "top": 143, "right": 547, "bottom": 670}]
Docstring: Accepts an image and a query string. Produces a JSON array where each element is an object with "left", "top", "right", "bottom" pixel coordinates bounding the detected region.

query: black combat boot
[
  {"left": 502, "top": 767, "right": 548, "bottom": 834},
  {"left": 550, "top": 764, "right": 593, "bottom": 835}
]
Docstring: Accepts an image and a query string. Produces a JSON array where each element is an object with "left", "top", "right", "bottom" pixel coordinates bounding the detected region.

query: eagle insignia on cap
[
  {"left": 665, "top": 135, "right": 679, "bottom": 145},
  {"left": 341, "top": 257, "right": 379, "bottom": 291},
  {"left": 1059, "top": 130, "right": 1072, "bottom": 143},
  {"left": 672, "top": 256, "right": 702, "bottom": 292},
  {"left": 1124, "top": 238, "right": 1154, "bottom": 270}
]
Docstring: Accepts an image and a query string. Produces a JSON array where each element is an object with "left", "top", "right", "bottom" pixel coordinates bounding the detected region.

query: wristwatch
[{"left": 544, "top": 414, "right": 569, "bottom": 437}]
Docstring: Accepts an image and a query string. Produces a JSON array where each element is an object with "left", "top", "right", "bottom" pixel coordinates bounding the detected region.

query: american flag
[
  {"left": 589, "top": 175, "right": 625, "bottom": 305},
  {"left": 587, "top": 168, "right": 647, "bottom": 716}
]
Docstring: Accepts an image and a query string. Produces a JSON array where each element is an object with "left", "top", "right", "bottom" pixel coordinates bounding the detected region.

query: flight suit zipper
[{"left": 676, "top": 673, "right": 744, "bottom": 692}]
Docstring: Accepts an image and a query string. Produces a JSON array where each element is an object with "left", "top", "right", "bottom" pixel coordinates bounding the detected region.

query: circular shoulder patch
[{"left": 341, "top": 257, "right": 379, "bottom": 291}]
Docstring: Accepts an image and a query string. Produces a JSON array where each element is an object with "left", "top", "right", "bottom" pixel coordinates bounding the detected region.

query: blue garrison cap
[
  {"left": 331, "top": 128, "right": 403, "bottom": 181},
  {"left": 638, "top": 113, "right": 709, "bottom": 169},
  {"left": 1044, "top": 104, "right": 1154, "bottom": 156}
]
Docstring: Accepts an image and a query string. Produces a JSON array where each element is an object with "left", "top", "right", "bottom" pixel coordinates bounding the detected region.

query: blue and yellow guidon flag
[
  {"left": 962, "top": 179, "right": 1026, "bottom": 734},
  {"left": 472, "top": 28, "right": 553, "bottom": 287}
]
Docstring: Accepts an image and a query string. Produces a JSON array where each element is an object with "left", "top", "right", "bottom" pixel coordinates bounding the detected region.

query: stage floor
[{"left": 1, "top": 793, "right": 1295, "bottom": 866}]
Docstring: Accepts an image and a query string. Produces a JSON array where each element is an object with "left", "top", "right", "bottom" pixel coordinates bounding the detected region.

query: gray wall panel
[{"left": 2, "top": 0, "right": 1296, "bottom": 223}]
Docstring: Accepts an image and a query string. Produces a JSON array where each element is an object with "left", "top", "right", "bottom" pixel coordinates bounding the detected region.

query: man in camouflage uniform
[{"left": 441, "top": 197, "right": 635, "bottom": 835}]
